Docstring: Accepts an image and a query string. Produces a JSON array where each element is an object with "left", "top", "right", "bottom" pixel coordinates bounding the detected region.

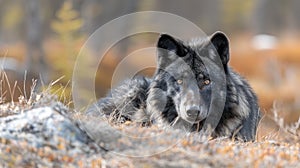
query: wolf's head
[{"left": 151, "top": 32, "right": 229, "bottom": 124}]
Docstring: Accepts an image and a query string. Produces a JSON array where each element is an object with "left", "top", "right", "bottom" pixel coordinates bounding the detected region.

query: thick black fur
[{"left": 87, "top": 32, "right": 261, "bottom": 142}]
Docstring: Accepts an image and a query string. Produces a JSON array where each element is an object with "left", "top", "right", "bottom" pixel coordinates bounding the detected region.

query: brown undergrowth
[{"left": 0, "top": 72, "right": 299, "bottom": 167}]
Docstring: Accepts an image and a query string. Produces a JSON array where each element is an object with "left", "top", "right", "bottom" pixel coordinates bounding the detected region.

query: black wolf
[{"left": 87, "top": 32, "right": 261, "bottom": 142}]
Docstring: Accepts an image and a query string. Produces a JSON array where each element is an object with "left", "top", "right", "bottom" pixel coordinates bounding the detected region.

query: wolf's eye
[
  {"left": 203, "top": 79, "right": 210, "bottom": 85},
  {"left": 177, "top": 79, "right": 183, "bottom": 85}
]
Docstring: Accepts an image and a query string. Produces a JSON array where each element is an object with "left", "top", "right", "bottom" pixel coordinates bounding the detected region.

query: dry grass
[{"left": 0, "top": 80, "right": 299, "bottom": 167}]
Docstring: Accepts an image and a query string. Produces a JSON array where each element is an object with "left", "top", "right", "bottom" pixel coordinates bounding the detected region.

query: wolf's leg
[
  {"left": 237, "top": 108, "right": 261, "bottom": 141},
  {"left": 86, "top": 77, "right": 151, "bottom": 123},
  {"left": 86, "top": 95, "right": 116, "bottom": 117}
]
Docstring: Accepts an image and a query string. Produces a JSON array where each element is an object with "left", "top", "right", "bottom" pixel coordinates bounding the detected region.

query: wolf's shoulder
[{"left": 104, "top": 76, "right": 151, "bottom": 102}]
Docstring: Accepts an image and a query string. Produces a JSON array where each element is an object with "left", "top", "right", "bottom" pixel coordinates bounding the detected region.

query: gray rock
[
  {"left": 79, "top": 116, "right": 122, "bottom": 151},
  {"left": 0, "top": 102, "right": 101, "bottom": 154}
]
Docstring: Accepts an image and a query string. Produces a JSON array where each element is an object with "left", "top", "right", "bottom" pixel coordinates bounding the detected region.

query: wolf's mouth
[{"left": 182, "top": 114, "right": 205, "bottom": 124}]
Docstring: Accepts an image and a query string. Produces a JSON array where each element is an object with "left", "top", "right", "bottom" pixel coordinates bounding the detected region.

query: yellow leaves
[
  {"left": 50, "top": 0, "right": 83, "bottom": 58},
  {"left": 58, "top": 141, "right": 66, "bottom": 151},
  {"left": 51, "top": 19, "right": 82, "bottom": 35},
  {"left": 51, "top": 1, "right": 83, "bottom": 35},
  {"left": 91, "top": 159, "right": 102, "bottom": 168},
  {"left": 124, "top": 121, "right": 132, "bottom": 125},
  {"left": 49, "top": 0, "right": 84, "bottom": 103},
  {"left": 78, "top": 159, "right": 102, "bottom": 168},
  {"left": 0, "top": 137, "right": 9, "bottom": 144},
  {"left": 62, "top": 155, "right": 73, "bottom": 163},
  {"left": 181, "top": 139, "right": 189, "bottom": 146},
  {"left": 217, "top": 145, "right": 233, "bottom": 154},
  {"left": 2, "top": 3, "right": 23, "bottom": 30},
  {"left": 5, "top": 146, "right": 11, "bottom": 153},
  {"left": 56, "top": 2, "right": 78, "bottom": 21}
]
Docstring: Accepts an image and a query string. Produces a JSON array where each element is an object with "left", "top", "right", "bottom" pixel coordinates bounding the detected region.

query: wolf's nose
[{"left": 186, "top": 106, "right": 200, "bottom": 118}]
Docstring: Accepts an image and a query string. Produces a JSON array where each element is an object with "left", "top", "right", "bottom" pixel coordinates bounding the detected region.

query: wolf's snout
[{"left": 186, "top": 106, "right": 200, "bottom": 118}]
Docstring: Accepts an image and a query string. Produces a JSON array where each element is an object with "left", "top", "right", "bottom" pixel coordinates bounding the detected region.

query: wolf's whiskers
[{"left": 170, "top": 116, "right": 180, "bottom": 127}]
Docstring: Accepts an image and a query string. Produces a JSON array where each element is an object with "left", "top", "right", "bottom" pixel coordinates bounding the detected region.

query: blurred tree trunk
[
  {"left": 291, "top": 0, "right": 300, "bottom": 31},
  {"left": 81, "top": 0, "right": 99, "bottom": 34},
  {"left": 154, "top": 0, "right": 220, "bottom": 34},
  {"left": 25, "top": 0, "right": 48, "bottom": 85},
  {"left": 81, "top": 0, "right": 137, "bottom": 55},
  {"left": 81, "top": 0, "right": 137, "bottom": 34},
  {"left": 252, "top": 0, "right": 284, "bottom": 34}
]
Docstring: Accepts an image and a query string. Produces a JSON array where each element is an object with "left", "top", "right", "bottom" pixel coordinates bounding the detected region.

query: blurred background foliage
[{"left": 0, "top": 0, "right": 300, "bottom": 132}]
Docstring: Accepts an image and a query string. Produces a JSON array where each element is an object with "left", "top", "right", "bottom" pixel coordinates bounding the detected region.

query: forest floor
[{"left": 0, "top": 93, "right": 299, "bottom": 168}]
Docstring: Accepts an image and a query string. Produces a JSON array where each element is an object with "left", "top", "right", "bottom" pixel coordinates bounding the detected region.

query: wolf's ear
[
  {"left": 157, "top": 34, "right": 187, "bottom": 57},
  {"left": 210, "top": 31, "right": 230, "bottom": 65}
]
